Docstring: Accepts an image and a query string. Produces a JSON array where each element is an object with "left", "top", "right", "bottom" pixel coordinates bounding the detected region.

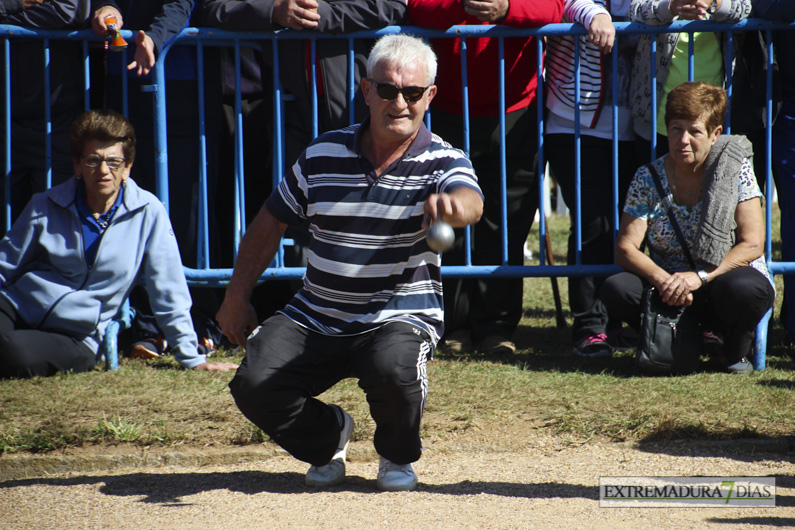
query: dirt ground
[{"left": 2, "top": 427, "right": 794, "bottom": 529}]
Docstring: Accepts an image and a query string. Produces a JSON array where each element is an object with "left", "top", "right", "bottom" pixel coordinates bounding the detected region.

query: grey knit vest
[{"left": 693, "top": 135, "right": 754, "bottom": 266}]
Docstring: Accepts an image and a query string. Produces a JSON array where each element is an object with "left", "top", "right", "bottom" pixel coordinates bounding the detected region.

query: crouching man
[{"left": 216, "top": 34, "right": 483, "bottom": 491}]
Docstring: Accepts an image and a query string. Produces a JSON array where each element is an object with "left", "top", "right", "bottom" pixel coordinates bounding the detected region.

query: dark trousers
[
  {"left": 545, "top": 134, "right": 637, "bottom": 340},
  {"left": 229, "top": 315, "right": 432, "bottom": 466},
  {"left": 600, "top": 268, "right": 775, "bottom": 362},
  {"left": 0, "top": 297, "right": 96, "bottom": 379},
  {"left": 429, "top": 105, "right": 539, "bottom": 341}
]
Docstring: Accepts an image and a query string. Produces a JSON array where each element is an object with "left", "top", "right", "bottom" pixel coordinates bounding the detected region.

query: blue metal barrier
[{"left": 1, "top": 20, "right": 792, "bottom": 370}]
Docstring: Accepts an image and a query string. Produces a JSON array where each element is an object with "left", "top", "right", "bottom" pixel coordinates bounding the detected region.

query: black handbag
[{"left": 636, "top": 164, "right": 703, "bottom": 375}]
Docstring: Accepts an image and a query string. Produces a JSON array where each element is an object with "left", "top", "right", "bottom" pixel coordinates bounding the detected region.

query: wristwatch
[
  {"left": 697, "top": 270, "right": 709, "bottom": 288},
  {"left": 707, "top": 1, "right": 719, "bottom": 15}
]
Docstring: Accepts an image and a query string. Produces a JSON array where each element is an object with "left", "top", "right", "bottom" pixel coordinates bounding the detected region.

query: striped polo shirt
[{"left": 265, "top": 118, "right": 481, "bottom": 342}]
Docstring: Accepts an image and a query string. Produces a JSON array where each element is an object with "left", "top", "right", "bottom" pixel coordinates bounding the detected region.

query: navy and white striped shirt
[{"left": 265, "top": 119, "right": 481, "bottom": 342}]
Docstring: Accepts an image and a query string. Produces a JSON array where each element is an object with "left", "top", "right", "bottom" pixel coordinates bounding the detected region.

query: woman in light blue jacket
[{"left": 0, "top": 109, "right": 237, "bottom": 378}]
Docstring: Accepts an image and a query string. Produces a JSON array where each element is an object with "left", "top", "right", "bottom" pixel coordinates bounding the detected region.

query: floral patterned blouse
[{"left": 623, "top": 156, "right": 772, "bottom": 285}]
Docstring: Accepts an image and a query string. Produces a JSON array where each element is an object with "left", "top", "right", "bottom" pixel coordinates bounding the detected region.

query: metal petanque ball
[{"left": 426, "top": 221, "right": 455, "bottom": 252}]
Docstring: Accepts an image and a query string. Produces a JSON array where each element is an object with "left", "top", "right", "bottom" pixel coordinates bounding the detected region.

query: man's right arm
[{"left": 216, "top": 205, "right": 288, "bottom": 345}]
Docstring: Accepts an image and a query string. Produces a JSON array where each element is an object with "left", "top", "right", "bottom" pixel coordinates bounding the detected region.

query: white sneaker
[
  {"left": 376, "top": 456, "right": 418, "bottom": 491},
  {"left": 305, "top": 407, "right": 354, "bottom": 487}
]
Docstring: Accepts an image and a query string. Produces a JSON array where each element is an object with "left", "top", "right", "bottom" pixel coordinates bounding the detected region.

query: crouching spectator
[
  {"left": 600, "top": 82, "right": 774, "bottom": 373},
  {"left": 0, "top": 109, "right": 238, "bottom": 378}
]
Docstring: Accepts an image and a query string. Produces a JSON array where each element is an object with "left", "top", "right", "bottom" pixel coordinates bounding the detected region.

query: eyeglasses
[
  {"left": 368, "top": 79, "right": 430, "bottom": 103},
  {"left": 82, "top": 155, "right": 127, "bottom": 170}
]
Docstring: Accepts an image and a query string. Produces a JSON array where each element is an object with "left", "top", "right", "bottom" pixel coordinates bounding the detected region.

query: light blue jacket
[{"left": 0, "top": 177, "right": 206, "bottom": 368}]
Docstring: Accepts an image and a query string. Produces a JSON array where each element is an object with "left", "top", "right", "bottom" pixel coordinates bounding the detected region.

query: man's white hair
[{"left": 366, "top": 34, "right": 437, "bottom": 86}]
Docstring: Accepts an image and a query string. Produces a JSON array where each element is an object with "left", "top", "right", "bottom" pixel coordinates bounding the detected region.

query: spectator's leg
[
  {"left": 703, "top": 267, "right": 775, "bottom": 364},
  {"left": 599, "top": 272, "right": 646, "bottom": 332},
  {"left": 228, "top": 314, "right": 351, "bottom": 466},
  {"left": 0, "top": 298, "right": 96, "bottom": 379},
  {"left": 354, "top": 322, "right": 431, "bottom": 465},
  {"left": 469, "top": 106, "right": 539, "bottom": 342},
  {"left": 772, "top": 99, "right": 795, "bottom": 342}
]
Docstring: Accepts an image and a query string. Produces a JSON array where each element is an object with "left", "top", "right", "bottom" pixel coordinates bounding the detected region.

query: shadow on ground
[{"left": 0, "top": 472, "right": 599, "bottom": 504}]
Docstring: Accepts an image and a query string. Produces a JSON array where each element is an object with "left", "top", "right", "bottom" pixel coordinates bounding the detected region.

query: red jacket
[{"left": 408, "top": 0, "right": 563, "bottom": 117}]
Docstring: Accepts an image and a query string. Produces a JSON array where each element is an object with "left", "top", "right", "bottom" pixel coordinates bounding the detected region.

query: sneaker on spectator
[
  {"left": 573, "top": 333, "right": 611, "bottom": 358},
  {"left": 305, "top": 406, "right": 354, "bottom": 488},
  {"left": 439, "top": 329, "right": 473, "bottom": 355},
  {"left": 478, "top": 335, "right": 516, "bottom": 355},
  {"left": 726, "top": 357, "right": 753, "bottom": 374},
  {"left": 376, "top": 456, "right": 418, "bottom": 491},
  {"left": 606, "top": 326, "right": 637, "bottom": 350},
  {"left": 197, "top": 337, "right": 216, "bottom": 357},
  {"left": 130, "top": 336, "right": 168, "bottom": 359}
]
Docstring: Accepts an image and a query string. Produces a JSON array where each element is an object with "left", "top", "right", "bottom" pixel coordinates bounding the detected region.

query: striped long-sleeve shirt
[{"left": 265, "top": 119, "right": 482, "bottom": 342}]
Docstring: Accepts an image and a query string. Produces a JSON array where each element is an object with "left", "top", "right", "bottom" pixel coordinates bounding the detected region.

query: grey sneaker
[
  {"left": 376, "top": 456, "right": 418, "bottom": 491},
  {"left": 305, "top": 406, "right": 354, "bottom": 487}
]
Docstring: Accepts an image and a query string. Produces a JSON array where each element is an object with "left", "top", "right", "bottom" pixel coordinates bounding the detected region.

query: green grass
[{"left": 1, "top": 212, "right": 794, "bottom": 455}]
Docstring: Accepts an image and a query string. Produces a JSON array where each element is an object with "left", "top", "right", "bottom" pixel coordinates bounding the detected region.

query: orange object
[{"left": 104, "top": 15, "right": 127, "bottom": 51}]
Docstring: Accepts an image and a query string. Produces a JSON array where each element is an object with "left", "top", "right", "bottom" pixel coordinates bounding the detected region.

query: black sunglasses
[{"left": 368, "top": 79, "right": 430, "bottom": 103}]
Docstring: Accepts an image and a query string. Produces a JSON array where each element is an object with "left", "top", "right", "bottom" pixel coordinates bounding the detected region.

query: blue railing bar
[
  {"left": 765, "top": 28, "right": 774, "bottom": 261},
  {"left": 183, "top": 263, "right": 626, "bottom": 284},
  {"left": 348, "top": 37, "right": 355, "bottom": 126},
  {"left": 458, "top": 37, "right": 473, "bottom": 266},
  {"left": 233, "top": 39, "right": 244, "bottom": 258},
  {"left": 196, "top": 40, "right": 210, "bottom": 268},
  {"left": 724, "top": 31, "right": 734, "bottom": 131},
  {"left": 82, "top": 40, "right": 90, "bottom": 111},
  {"left": 536, "top": 34, "right": 547, "bottom": 265},
  {"left": 3, "top": 39, "right": 9, "bottom": 230},
  {"left": 120, "top": 48, "right": 128, "bottom": 118},
  {"left": 272, "top": 36, "right": 287, "bottom": 268},
  {"left": 650, "top": 33, "right": 657, "bottom": 160},
  {"left": 687, "top": 31, "right": 694, "bottom": 81},
  {"left": 43, "top": 39, "right": 52, "bottom": 189},
  {"left": 310, "top": 37, "right": 318, "bottom": 139},
  {"left": 150, "top": 54, "right": 168, "bottom": 211},
  {"left": 770, "top": 263, "right": 795, "bottom": 274},
  {"left": 611, "top": 34, "right": 619, "bottom": 246},
  {"left": 573, "top": 33, "right": 582, "bottom": 267},
  {"left": 498, "top": 37, "right": 508, "bottom": 265}
]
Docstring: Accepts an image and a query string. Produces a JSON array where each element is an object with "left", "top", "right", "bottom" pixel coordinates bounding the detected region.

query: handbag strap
[{"left": 645, "top": 163, "right": 698, "bottom": 270}]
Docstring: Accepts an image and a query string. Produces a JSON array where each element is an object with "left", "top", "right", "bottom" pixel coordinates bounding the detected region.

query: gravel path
[{"left": 2, "top": 434, "right": 794, "bottom": 529}]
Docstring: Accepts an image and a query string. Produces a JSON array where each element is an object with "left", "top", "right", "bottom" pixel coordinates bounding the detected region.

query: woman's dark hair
[
  {"left": 70, "top": 109, "right": 136, "bottom": 163},
  {"left": 665, "top": 81, "right": 728, "bottom": 134}
]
